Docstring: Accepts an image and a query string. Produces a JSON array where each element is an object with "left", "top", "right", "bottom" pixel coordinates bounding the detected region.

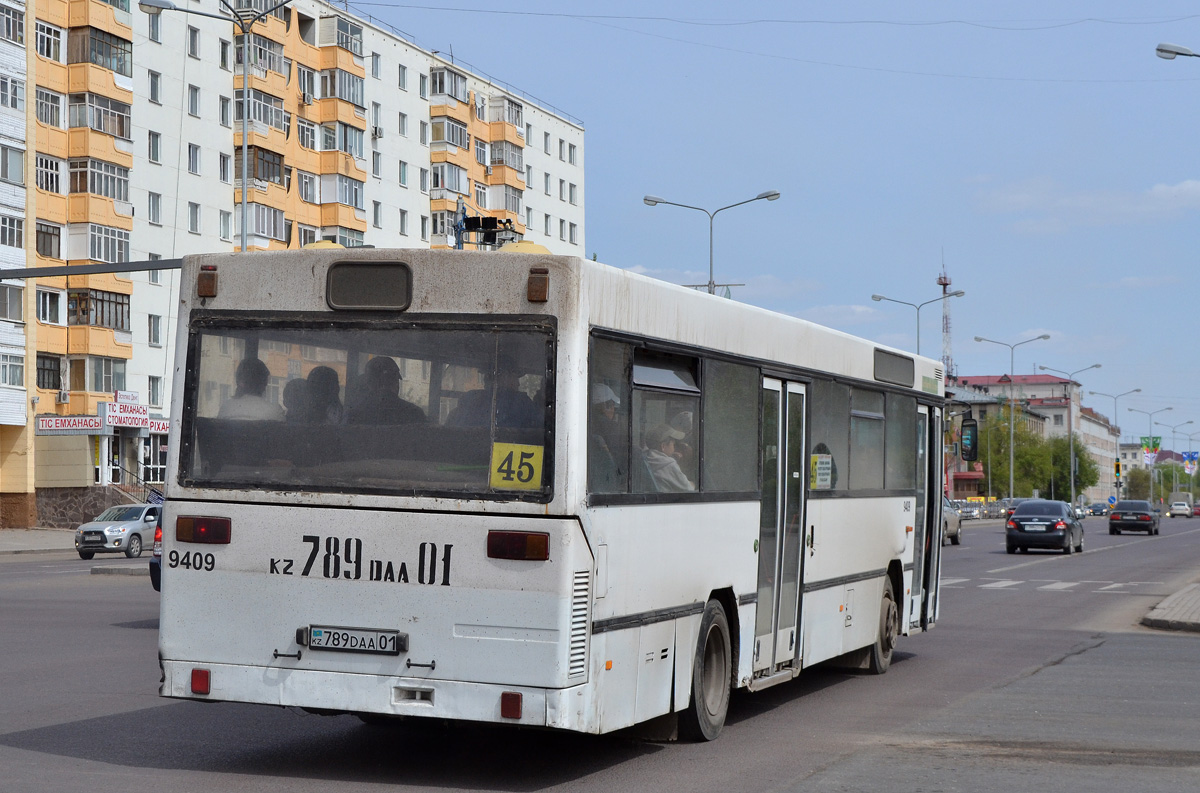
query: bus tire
[
  {"left": 867, "top": 577, "right": 898, "bottom": 675},
  {"left": 679, "top": 599, "right": 731, "bottom": 742}
]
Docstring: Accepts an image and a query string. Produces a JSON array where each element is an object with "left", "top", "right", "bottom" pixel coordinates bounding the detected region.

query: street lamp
[
  {"left": 1090, "top": 387, "right": 1140, "bottom": 501},
  {"left": 1129, "top": 406, "right": 1172, "bottom": 503},
  {"left": 1156, "top": 42, "right": 1200, "bottom": 60},
  {"left": 1038, "top": 363, "right": 1100, "bottom": 509},
  {"left": 975, "top": 333, "right": 1051, "bottom": 501},
  {"left": 1155, "top": 418, "right": 1194, "bottom": 494},
  {"left": 139, "top": 0, "right": 291, "bottom": 252},
  {"left": 871, "top": 290, "right": 965, "bottom": 356},
  {"left": 643, "top": 191, "right": 780, "bottom": 295}
]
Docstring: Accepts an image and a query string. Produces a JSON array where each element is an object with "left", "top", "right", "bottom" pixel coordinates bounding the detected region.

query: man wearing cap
[
  {"left": 644, "top": 422, "right": 695, "bottom": 492},
  {"left": 589, "top": 384, "right": 627, "bottom": 490}
]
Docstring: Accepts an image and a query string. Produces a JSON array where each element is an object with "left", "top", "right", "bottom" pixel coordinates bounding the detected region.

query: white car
[
  {"left": 74, "top": 504, "right": 161, "bottom": 559},
  {"left": 1168, "top": 502, "right": 1193, "bottom": 519}
]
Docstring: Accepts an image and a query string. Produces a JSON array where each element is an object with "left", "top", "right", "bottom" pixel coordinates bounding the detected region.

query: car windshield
[
  {"left": 180, "top": 317, "right": 555, "bottom": 500},
  {"left": 1114, "top": 501, "right": 1149, "bottom": 511},
  {"left": 1013, "top": 501, "right": 1064, "bottom": 517},
  {"left": 96, "top": 506, "right": 145, "bottom": 522}
]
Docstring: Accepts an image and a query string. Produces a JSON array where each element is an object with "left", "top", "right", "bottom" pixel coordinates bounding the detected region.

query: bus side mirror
[{"left": 960, "top": 417, "right": 978, "bottom": 462}]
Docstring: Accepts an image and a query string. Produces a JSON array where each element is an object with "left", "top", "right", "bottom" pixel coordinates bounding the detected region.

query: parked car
[
  {"left": 1193, "top": 503, "right": 1200, "bottom": 518},
  {"left": 1073, "top": 505, "right": 1086, "bottom": 519},
  {"left": 942, "top": 496, "right": 963, "bottom": 546},
  {"left": 1168, "top": 501, "right": 1193, "bottom": 519},
  {"left": 983, "top": 501, "right": 1007, "bottom": 519},
  {"left": 1108, "top": 500, "right": 1159, "bottom": 535},
  {"left": 1004, "top": 498, "right": 1032, "bottom": 519},
  {"left": 1088, "top": 503, "right": 1109, "bottom": 516},
  {"left": 75, "top": 504, "right": 161, "bottom": 559},
  {"left": 149, "top": 512, "right": 162, "bottom": 592},
  {"left": 1006, "top": 499, "right": 1084, "bottom": 554}
]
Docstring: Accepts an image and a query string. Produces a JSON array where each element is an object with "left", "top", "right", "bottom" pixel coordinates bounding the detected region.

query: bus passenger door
[
  {"left": 909, "top": 405, "right": 941, "bottom": 629},
  {"left": 754, "top": 379, "right": 806, "bottom": 675}
]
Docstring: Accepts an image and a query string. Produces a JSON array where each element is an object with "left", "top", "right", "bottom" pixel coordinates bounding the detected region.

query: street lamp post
[
  {"left": 1090, "top": 387, "right": 1140, "bottom": 501},
  {"left": 1155, "top": 419, "right": 1194, "bottom": 494},
  {"left": 643, "top": 191, "right": 780, "bottom": 295},
  {"left": 1129, "top": 406, "right": 1172, "bottom": 503},
  {"left": 1038, "top": 363, "right": 1101, "bottom": 509},
  {"left": 139, "top": 0, "right": 291, "bottom": 252},
  {"left": 975, "top": 334, "right": 1051, "bottom": 501},
  {"left": 870, "top": 290, "right": 965, "bottom": 356}
]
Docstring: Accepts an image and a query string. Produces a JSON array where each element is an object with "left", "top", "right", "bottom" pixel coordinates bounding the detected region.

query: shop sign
[
  {"left": 36, "top": 415, "right": 104, "bottom": 433},
  {"left": 149, "top": 419, "right": 170, "bottom": 434},
  {"left": 101, "top": 401, "right": 150, "bottom": 428}
]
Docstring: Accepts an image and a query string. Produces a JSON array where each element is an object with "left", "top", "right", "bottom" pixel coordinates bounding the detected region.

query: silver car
[
  {"left": 74, "top": 504, "right": 161, "bottom": 560},
  {"left": 942, "top": 496, "right": 963, "bottom": 546}
]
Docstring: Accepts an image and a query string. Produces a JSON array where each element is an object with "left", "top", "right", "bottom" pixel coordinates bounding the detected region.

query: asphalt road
[{"left": 3, "top": 515, "right": 1200, "bottom": 792}]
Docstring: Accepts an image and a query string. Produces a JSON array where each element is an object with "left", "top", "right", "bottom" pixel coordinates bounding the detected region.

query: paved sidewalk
[
  {"left": 0, "top": 528, "right": 75, "bottom": 555},
  {"left": 1142, "top": 583, "right": 1200, "bottom": 633}
]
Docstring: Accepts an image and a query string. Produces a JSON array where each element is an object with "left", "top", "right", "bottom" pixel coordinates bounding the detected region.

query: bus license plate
[{"left": 309, "top": 625, "right": 404, "bottom": 655}]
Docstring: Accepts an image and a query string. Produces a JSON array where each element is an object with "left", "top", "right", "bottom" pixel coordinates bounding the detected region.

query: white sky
[{"left": 361, "top": 1, "right": 1200, "bottom": 447}]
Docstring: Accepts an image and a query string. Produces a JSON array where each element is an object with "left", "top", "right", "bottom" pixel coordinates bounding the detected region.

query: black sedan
[
  {"left": 1006, "top": 500, "right": 1084, "bottom": 554},
  {"left": 1108, "top": 500, "right": 1160, "bottom": 535}
]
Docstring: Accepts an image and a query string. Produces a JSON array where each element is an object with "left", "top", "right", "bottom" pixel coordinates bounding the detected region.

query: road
[{"left": 3, "top": 515, "right": 1200, "bottom": 792}]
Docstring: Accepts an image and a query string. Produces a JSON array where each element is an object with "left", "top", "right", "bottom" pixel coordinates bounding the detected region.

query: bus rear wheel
[
  {"left": 868, "top": 577, "right": 898, "bottom": 675},
  {"left": 679, "top": 599, "right": 731, "bottom": 742}
]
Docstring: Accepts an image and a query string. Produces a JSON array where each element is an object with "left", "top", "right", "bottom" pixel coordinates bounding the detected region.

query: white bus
[{"left": 159, "top": 247, "right": 949, "bottom": 740}]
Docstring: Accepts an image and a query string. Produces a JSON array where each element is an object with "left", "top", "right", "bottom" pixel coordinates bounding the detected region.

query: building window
[
  {"left": 371, "top": 51, "right": 380, "bottom": 78},
  {"left": 36, "top": 354, "right": 61, "bottom": 390},
  {"left": 147, "top": 192, "right": 161, "bottom": 224},
  {"left": 219, "top": 153, "right": 231, "bottom": 183},
  {"left": 420, "top": 168, "right": 428, "bottom": 193},
  {"left": 569, "top": 222, "right": 577, "bottom": 244},
  {"left": 475, "top": 180, "right": 487, "bottom": 209},
  {"left": 148, "top": 71, "right": 161, "bottom": 104},
  {"left": 372, "top": 200, "right": 382, "bottom": 228},
  {"left": 148, "top": 376, "right": 163, "bottom": 407},
  {"left": 36, "top": 156, "right": 62, "bottom": 194},
  {"left": 234, "top": 146, "right": 283, "bottom": 185},
  {"left": 419, "top": 121, "right": 428, "bottom": 145},
  {"left": 148, "top": 254, "right": 162, "bottom": 284},
  {"left": 235, "top": 32, "right": 286, "bottom": 75},
  {"left": 188, "top": 144, "right": 200, "bottom": 175},
  {"left": 335, "top": 17, "right": 362, "bottom": 55},
  {"left": 398, "top": 209, "right": 408, "bottom": 235},
  {"left": 525, "top": 165, "right": 532, "bottom": 185},
  {"left": 35, "top": 88, "right": 62, "bottom": 127},
  {"left": 187, "top": 26, "right": 199, "bottom": 58},
  {"left": 420, "top": 215, "right": 429, "bottom": 241},
  {"left": 505, "top": 185, "right": 522, "bottom": 215},
  {"left": 568, "top": 143, "right": 577, "bottom": 164},
  {"left": 0, "top": 76, "right": 21, "bottom": 115},
  {"left": 1054, "top": 414, "right": 1063, "bottom": 426},
  {"left": 297, "top": 65, "right": 315, "bottom": 98},
  {"left": 0, "top": 146, "right": 21, "bottom": 185},
  {"left": 297, "top": 171, "right": 315, "bottom": 202},
  {"left": 543, "top": 132, "right": 550, "bottom": 154},
  {"left": 372, "top": 151, "right": 381, "bottom": 177},
  {"left": 419, "top": 73, "right": 428, "bottom": 99},
  {"left": 68, "top": 289, "right": 129, "bottom": 330},
  {"left": 88, "top": 224, "right": 129, "bottom": 263},
  {"left": 398, "top": 111, "right": 408, "bottom": 136},
  {"left": 398, "top": 160, "right": 408, "bottom": 186},
  {"left": 148, "top": 12, "right": 159, "bottom": 43},
  {"left": 188, "top": 202, "right": 200, "bottom": 234},
  {"left": 0, "top": 4, "right": 23, "bottom": 45},
  {"left": 336, "top": 175, "right": 364, "bottom": 209},
  {"left": 544, "top": 213, "right": 550, "bottom": 236},
  {"left": 297, "top": 118, "right": 316, "bottom": 149},
  {"left": 320, "top": 121, "right": 363, "bottom": 158},
  {"left": 544, "top": 173, "right": 550, "bottom": 195},
  {"left": 235, "top": 88, "right": 289, "bottom": 132},
  {"left": 148, "top": 314, "right": 162, "bottom": 346},
  {"left": 0, "top": 284, "right": 22, "bottom": 320},
  {"left": 431, "top": 163, "right": 467, "bottom": 195},
  {"left": 525, "top": 207, "right": 532, "bottom": 228},
  {"left": 559, "top": 138, "right": 566, "bottom": 160},
  {"left": 220, "top": 210, "right": 232, "bottom": 241},
  {"left": 36, "top": 222, "right": 61, "bottom": 259},
  {"left": 69, "top": 93, "right": 131, "bottom": 139},
  {"left": 560, "top": 219, "right": 566, "bottom": 240},
  {"left": 90, "top": 357, "right": 126, "bottom": 393},
  {"left": 297, "top": 225, "right": 318, "bottom": 247},
  {"left": 0, "top": 354, "right": 23, "bottom": 387},
  {"left": 0, "top": 215, "right": 23, "bottom": 248},
  {"left": 398, "top": 63, "right": 407, "bottom": 89},
  {"left": 241, "top": 203, "right": 286, "bottom": 240},
  {"left": 569, "top": 183, "right": 577, "bottom": 205},
  {"left": 476, "top": 139, "right": 488, "bottom": 166},
  {"left": 318, "top": 68, "right": 364, "bottom": 107},
  {"left": 335, "top": 227, "right": 364, "bottom": 247},
  {"left": 148, "top": 131, "right": 160, "bottom": 163},
  {"left": 69, "top": 158, "right": 129, "bottom": 201},
  {"left": 67, "top": 27, "right": 133, "bottom": 77},
  {"left": 219, "top": 96, "right": 231, "bottom": 126},
  {"left": 185, "top": 84, "right": 199, "bottom": 116},
  {"left": 220, "top": 39, "right": 231, "bottom": 70}
]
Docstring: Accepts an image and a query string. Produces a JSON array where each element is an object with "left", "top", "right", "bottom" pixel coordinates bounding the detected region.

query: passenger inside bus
[
  {"left": 304, "top": 366, "right": 345, "bottom": 424},
  {"left": 282, "top": 378, "right": 308, "bottom": 422},
  {"left": 346, "top": 356, "right": 426, "bottom": 425},
  {"left": 643, "top": 422, "right": 695, "bottom": 492},
  {"left": 218, "top": 358, "right": 284, "bottom": 421},
  {"left": 589, "top": 384, "right": 627, "bottom": 489},
  {"left": 447, "top": 364, "right": 539, "bottom": 429}
]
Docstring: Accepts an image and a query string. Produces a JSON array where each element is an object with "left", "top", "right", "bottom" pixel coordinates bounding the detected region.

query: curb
[
  {"left": 1141, "top": 583, "right": 1200, "bottom": 633},
  {"left": 0, "top": 548, "right": 72, "bottom": 556},
  {"left": 90, "top": 565, "right": 150, "bottom": 577}
]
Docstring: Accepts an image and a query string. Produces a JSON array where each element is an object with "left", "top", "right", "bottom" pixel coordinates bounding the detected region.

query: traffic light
[{"left": 1114, "top": 459, "right": 1121, "bottom": 479}]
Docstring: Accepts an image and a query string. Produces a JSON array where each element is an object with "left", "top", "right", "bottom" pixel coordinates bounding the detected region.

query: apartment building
[{"left": 0, "top": 0, "right": 585, "bottom": 528}]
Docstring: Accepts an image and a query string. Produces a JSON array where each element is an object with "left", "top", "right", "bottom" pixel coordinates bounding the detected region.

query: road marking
[
  {"left": 941, "top": 577, "right": 969, "bottom": 586},
  {"left": 979, "top": 580, "right": 1023, "bottom": 589},
  {"left": 1038, "top": 581, "right": 1079, "bottom": 591}
]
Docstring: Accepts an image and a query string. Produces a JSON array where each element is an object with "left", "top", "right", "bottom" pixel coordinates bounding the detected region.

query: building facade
[{"left": 0, "top": 0, "right": 585, "bottom": 527}]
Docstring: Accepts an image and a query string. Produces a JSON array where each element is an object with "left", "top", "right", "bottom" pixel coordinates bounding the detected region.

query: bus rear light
[
  {"left": 487, "top": 530, "right": 549, "bottom": 561},
  {"left": 500, "top": 691, "right": 522, "bottom": 719},
  {"left": 527, "top": 267, "right": 550, "bottom": 302},
  {"left": 197, "top": 265, "right": 218, "bottom": 298},
  {"left": 191, "top": 668, "right": 211, "bottom": 695},
  {"left": 176, "top": 516, "right": 232, "bottom": 544}
]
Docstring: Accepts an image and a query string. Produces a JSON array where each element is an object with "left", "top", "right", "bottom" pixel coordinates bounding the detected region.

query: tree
[
  {"left": 1125, "top": 468, "right": 1149, "bottom": 500},
  {"left": 1034, "top": 434, "right": 1099, "bottom": 503}
]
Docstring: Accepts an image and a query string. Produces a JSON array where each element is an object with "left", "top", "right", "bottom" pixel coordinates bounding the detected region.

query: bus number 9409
[{"left": 168, "top": 550, "right": 216, "bottom": 571}]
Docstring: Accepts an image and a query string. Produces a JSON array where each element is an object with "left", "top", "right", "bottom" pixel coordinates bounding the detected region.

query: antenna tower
[{"left": 937, "top": 259, "right": 956, "bottom": 378}]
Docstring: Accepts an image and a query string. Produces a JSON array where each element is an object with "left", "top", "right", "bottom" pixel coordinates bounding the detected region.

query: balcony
[
  {"left": 67, "top": 63, "right": 133, "bottom": 102},
  {"left": 67, "top": 194, "right": 133, "bottom": 230},
  {"left": 68, "top": 0, "right": 133, "bottom": 35},
  {"left": 66, "top": 325, "right": 133, "bottom": 358}
]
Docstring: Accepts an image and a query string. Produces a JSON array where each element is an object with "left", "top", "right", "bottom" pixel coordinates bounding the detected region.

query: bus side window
[
  {"left": 589, "top": 338, "right": 630, "bottom": 494},
  {"left": 701, "top": 359, "right": 758, "bottom": 493},
  {"left": 809, "top": 379, "right": 849, "bottom": 491}
]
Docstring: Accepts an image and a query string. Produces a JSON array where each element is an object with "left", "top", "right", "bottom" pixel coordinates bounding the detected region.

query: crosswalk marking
[
  {"left": 979, "top": 580, "right": 1023, "bottom": 589},
  {"left": 1038, "top": 581, "right": 1079, "bottom": 591},
  {"left": 942, "top": 577, "right": 1158, "bottom": 593}
]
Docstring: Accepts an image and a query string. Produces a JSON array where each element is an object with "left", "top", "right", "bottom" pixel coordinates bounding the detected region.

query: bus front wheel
[
  {"left": 867, "top": 577, "right": 898, "bottom": 675},
  {"left": 679, "top": 599, "right": 731, "bottom": 742}
]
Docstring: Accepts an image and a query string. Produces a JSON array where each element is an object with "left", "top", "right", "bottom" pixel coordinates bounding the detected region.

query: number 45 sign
[{"left": 489, "top": 443, "right": 544, "bottom": 490}]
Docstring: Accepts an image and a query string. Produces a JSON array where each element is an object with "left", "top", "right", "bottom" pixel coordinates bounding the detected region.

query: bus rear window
[{"left": 179, "top": 317, "right": 554, "bottom": 500}]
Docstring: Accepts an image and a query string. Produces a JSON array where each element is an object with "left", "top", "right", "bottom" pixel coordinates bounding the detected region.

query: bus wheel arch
[{"left": 867, "top": 563, "right": 903, "bottom": 675}]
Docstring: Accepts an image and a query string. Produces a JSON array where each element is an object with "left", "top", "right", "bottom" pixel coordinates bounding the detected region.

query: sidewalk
[
  {"left": 0, "top": 528, "right": 75, "bottom": 555},
  {"left": 1141, "top": 583, "right": 1200, "bottom": 632}
]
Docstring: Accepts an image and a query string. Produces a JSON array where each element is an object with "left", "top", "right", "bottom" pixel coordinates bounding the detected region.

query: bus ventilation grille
[
  {"left": 935, "top": 368, "right": 944, "bottom": 381},
  {"left": 569, "top": 570, "right": 590, "bottom": 677}
]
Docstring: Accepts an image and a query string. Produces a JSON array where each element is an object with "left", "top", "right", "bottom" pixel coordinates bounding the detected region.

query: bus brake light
[
  {"left": 500, "top": 691, "right": 522, "bottom": 719},
  {"left": 177, "top": 516, "right": 232, "bottom": 544},
  {"left": 191, "top": 668, "right": 211, "bottom": 695},
  {"left": 487, "top": 531, "right": 550, "bottom": 561},
  {"left": 197, "top": 265, "right": 218, "bottom": 298}
]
